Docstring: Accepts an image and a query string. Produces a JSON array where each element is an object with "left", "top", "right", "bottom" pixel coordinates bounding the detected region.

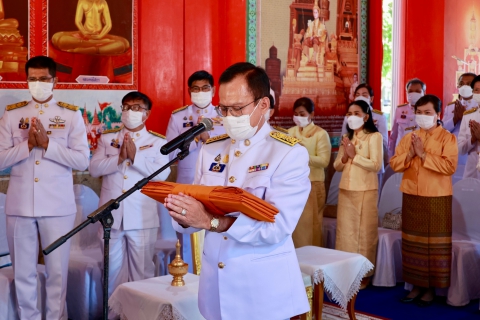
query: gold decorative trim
[
  {"left": 269, "top": 131, "right": 299, "bottom": 146},
  {"left": 206, "top": 134, "right": 230, "bottom": 144},
  {"left": 6, "top": 101, "right": 28, "bottom": 111},
  {"left": 57, "top": 101, "right": 80, "bottom": 111},
  {"left": 148, "top": 130, "right": 166, "bottom": 139}
]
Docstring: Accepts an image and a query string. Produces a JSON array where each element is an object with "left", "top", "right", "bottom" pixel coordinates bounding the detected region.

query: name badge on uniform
[
  {"left": 49, "top": 116, "right": 66, "bottom": 129},
  {"left": 248, "top": 163, "right": 269, "bottom": 173},
  {"left": 183, "top": 122, "right": 194, "bottom": 128},
  {"left": 19, "top": 117, "right": 29, "bottom": 129},
  {"left": 139, "top": 144, "right": 153, "bottom": 150},
  {"left": 209, "top": 163, "right": 226, "bottom": 173},
  {"left": 111, "top": 139, "right": 121, "bottom": 148}
]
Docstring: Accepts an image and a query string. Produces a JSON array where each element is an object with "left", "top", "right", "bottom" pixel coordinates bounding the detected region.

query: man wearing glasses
[
  {"left": 89, "top": 91, "right": 171, "bottom": 300},
  {"left": 0, "top": 55, "right": 90, "bottom": 320},
  {"left": 165, "top": 63, "right": 311, "bottom": 319}
]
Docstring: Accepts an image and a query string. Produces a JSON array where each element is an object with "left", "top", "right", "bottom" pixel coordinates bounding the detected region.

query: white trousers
[
  {"left": 6, "top": 214, "right": 75, "bottom": 320},
  {"left": 99, "top": 226, "right": 158, "bottom": 297}
]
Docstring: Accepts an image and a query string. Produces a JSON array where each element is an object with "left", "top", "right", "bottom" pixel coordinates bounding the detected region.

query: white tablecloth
[
  {"left": 296, "top": 246, "right": 374, "bottom": 310},
  {"left": 109, "top": 273, "right": 205, "bottom": 320}
]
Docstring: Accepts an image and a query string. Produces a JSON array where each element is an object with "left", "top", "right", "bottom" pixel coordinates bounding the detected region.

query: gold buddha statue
[
  {"left": 51, "top": 0, "right": 130, "bottom": 55},
  {"left": 0, "top": 0, "right": 27, "bottom": 76},
  {"left": 0, "top": 0, "right": 19, "bottom": 29}
]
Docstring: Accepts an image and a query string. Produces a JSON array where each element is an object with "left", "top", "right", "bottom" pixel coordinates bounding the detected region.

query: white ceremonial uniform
[
  {"left": 89, "top": 126, "right": 170, "bottom": 296},
  {"left": 457, "top": 106, "right": 480, "bottom": 179},
  {"left": 173, "top": 123, "right": 311, "bottom": 320},
  {"left": 388, "top": 103, "right": 417, "bottom": 158},
  {"left": 341, "top": 108, "right": 387, "bottom": 174},
  {"left": 0, "top": 99, "right": 89, "bottom": 320},
  {"left": 444, "top": 99, "right": 479, "bottom": 168}
]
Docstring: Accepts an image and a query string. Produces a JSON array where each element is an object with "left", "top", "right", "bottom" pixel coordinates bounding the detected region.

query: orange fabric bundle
[{"left": 141, "top": 181, "right": 279, "bottom": 222}]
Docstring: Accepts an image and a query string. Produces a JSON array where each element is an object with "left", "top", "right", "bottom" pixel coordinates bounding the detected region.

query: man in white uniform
[
  {"left": 388, "top": 78, "right": 425, "bottom": 158},
  {"left": 458, "top": 74, "right": 480, "bottom": 179},
  {"left": 89, "top": 92, "right": 171, "bottom": 298},
  {"left": 165, "top": 63, "right": 310, "bottom": 320},
  {"left": 0, "top": 56, "right": 89, "bottom": 320},
  {"left": 166, "top": 71, "right": 226, "bottom": 269}
]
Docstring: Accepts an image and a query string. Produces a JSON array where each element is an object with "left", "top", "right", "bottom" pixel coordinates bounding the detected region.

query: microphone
[{"left": 161, "top": 117, "right": 214, "bottom": 155}]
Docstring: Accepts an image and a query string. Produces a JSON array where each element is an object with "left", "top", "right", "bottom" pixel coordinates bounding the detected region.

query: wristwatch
[{"left": 209, "top": 216, "right": 220, "bottom": 232}]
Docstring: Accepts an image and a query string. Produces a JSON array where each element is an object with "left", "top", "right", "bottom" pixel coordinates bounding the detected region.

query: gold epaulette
[
  {"left": 272, "top": 126, "right": 289, "bottom": 134},
  {"left": 372, "top": 109, "right": 384, "bottom": 115},
  {"left": 6, "top": 101, "right": 28, "bottom": 111},
  {"left": 270, "top": 131, "right": 299, "bottom": 146},
  {"left": 148, "top": 130, "right": 166, "bottom": 139},
  {"left": 172, "top": 105, "right": 188, "bottom": 114},
  {"left": 464, "top": 107, "right": 478, "bottom": 115},
  {"left": 447, "top": 100, "right": 456, "bottom": 106},
  {"left": 57, "top": 101, "right": 79, "bottom": 111},
  {"left": 206, "top": 134, "right": 230, "bottom": 144},
  {"left": 397, "top": 103, "right": 409, "bottom": 107},
  {"left": 102, "top": 126, "right": 123, "bottom": 134}
]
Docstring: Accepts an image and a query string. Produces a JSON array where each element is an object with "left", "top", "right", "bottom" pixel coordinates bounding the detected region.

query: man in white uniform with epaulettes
[
  {"left": 0, "top": 56, "right": 89, "bottom": 320},
  {"left": 164, "top": 63, "right": 310, "bottom": 320}
]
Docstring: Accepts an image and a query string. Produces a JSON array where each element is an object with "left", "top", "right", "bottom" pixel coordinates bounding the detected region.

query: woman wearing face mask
[
  {"left": 288, "top": 97, "right": 332, "bottom": 247},
  {"left": 390, "top": 95, "right": 458, "bottom": 307},
  {"left": 334, "top": 100, "right": 382, "bottom": 288}
]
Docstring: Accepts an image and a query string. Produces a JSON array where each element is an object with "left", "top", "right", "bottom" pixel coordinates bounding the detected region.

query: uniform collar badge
[
  {"left": 139, "top": 144, "right": 153, "bottom": 150},
  {"left": 209, "top": 162, "right": 225, "bottom": 173},
  {"left": 183, "top": 116, "right": 187, "bottom": 120},
  {"left": 214, "top": 154, "right": 221, "bottom": 162},
  {"left": 48, "top": 116, "right": 66, "bottom": 129},
  {"left": 189, "top": 115, "right": 193, "bottom": 120},
  {"left": 111, "top": 139, "right": 121, "bottom": 148},
  {"left": 222, "top": 155, "right": 229, "bottom": 164},
  {"left": 19, "top": 117, "right": 29, "bottom": 129},
  {"left": 248, "top": 163, "right": 269, "bottom": 173}
]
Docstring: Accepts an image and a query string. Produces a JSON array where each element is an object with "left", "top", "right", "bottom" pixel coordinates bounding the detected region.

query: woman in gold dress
[
  {"left": 289, "top": 97, "right": 331, "bottom": 247},
  {"left": 334, "top": 100, "right": 383, "bottom": 288}
]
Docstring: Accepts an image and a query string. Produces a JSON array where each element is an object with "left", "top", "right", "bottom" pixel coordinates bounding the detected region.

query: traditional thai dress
[{"left": 390, "top": 125, "right": 458, "bottom": 288}]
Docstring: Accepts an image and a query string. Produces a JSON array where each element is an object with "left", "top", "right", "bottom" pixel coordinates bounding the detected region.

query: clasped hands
[
  {"left": 118, "top": 133, "right": 136, "bottom": 165},
  {"left": 469, "top": 119, "right": 480, "bottom": 144},
  {"left": 164, "top": 193, "right": 212, "bottom": 230},
  {"left": 453, "top": 100, "right": 466, "bottom": 126},
  {"left": 341, "top": 136, "right": 356, "bottom": 163},
  {"left": 28, "top": 117, "right": 49, "bottom": 151},
  {"left": 407, "top": 133, "right": 425, "bottom": 161}
]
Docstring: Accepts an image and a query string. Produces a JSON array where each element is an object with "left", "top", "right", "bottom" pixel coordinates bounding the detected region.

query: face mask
[
  {"left": 293, "top": 115, "right": 310, "bottom": 128},
  {"left": 459, "top": 85, "right": 473, "bottom": 99},
  {"left": 222, "top": 101, "right": 262, "bottom": 141},
  {"left": 28, "top": 81, "right": 54, "bottom": 102},
  {"left": 191, "top": 91, "right": 212, "bottom": 109},
  {"left": 473, "top": 94, "right": 480, "bottom": 105},
  {"left": 407, "top": 92, "right": 423, "bottom": 106},
  {"left": 354, "top": 95, "right": 371, "bottom": 105},
  {"left": 347, "top": 115, "right": 365, "bottom": 130},
  {"left": 122, "top": 110, "right": 145, "bottom": 129},
  {"left": 264, "top": 110, "right": 271, "bottom": 122},
  {"left": 415, "top": 114, "right": 436, "bottom": 130}
]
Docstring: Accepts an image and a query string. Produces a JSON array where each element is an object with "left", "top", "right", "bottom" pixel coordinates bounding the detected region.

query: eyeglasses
[
  {"left": 190, "top": 85, "right": 212, "bottom": 93},
  {"left": 121, "top": 104, "right": 146, "bottom": 112},
  {"left": 27, "top": 77, "right": 54, "bottom": 83},
  {"left": 215, "top": 100, "right": 259, "bottom": 118}
]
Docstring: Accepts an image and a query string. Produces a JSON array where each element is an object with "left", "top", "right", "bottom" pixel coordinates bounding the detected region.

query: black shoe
[
  {"left": 400, "top": 291, "right": 423, "bottom": 303},
  {"left": 416, "top": 299, "right": 433, "bottom": 307}
]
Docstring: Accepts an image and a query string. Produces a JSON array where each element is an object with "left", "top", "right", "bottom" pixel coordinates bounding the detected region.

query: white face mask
[
  {"left": 347, "top": 115, "right": 365, "bottom": 130},
  {"left": 28, "top": 81, "right": 54, "bottom": 102},
  {"left": 122, "top": 110, "right": 145, "bottom": 129},
  {"left": 407, "top": 92, "right": 423, "bottom": 106},
  {"left": 459, "top": 85, "right": 473, "bottom": 99},
  {"left": 191, "top": 91, "right": 212, "bottom": 109},
  {"left": 473, "top": 93, "right": 480, "bottom": 105},
  {"left": 293, "top": 115, "right": 310, "bottom": 128},
  {"left": 264, "top": 110, "right": 271, "bottom": 122},
  {"left": 354, "top": 95, "right": 371, "bottom": 105},
  {"left": 415, "top": 114, "right": 436, "bottom": 130},
  {"left": 222, "top": 101, "right": 262, "bottom": 141}
]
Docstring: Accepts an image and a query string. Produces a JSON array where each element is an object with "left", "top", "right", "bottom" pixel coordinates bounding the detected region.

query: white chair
[
  {"left": 380, "top": 164, "right": 395, "bottom": 194},
  {"left": 452, "top": 164, "right": 465, "bottom": 186},
  {"left": 153, "top": 203, "right": 177, "bottom": 276},
  {"left": 66, "top": 184, "right": 104, "bottom": 320},
  {"left": 445, "top": 178, "right": 480, "bottom": 306},
  {"left": 322, "top": 171, "right": 342, "bottom": 249},
  {"left": 372, "top": 173, "right": 404, "bottom": 287}
]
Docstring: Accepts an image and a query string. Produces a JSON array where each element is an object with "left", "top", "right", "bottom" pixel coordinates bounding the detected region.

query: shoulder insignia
[
  {"left": 372, "top": 109, "right": 384, "bottom": 115},
  {"left": 102, "top": 126, "right": 123, "bottom": 134},
  {"left": 172, "top": 105, "right": 188, "bottom": 114},
  {"left": 270, "top": 131, "right": 300, "bottom": 146},
  {"left": 464, "top": 107, "right": 478, "bottom": 115},
  {"left": 148, "top": 130, "right": 166, "bottom": 139},
  {"left": 206, "top": 134, "right": 230, "bottom": 144},
  {"left": 57, "top": 101, "right": 79, "bottom": 111},
  {"left": 6, "top": 101, "right": 28, "bottom": 111},
  {"left": 447, "top": 100, "right": 456, "bottom": 106},
  {"left": 272, "top": 126, "right": 289, "bottom": 134},
  {"left": 397, "top": 103, "right": 408, "bottom": 107}
]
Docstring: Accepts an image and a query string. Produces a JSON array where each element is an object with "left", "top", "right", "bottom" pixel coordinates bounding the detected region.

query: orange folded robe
[{"left": 141, "top": 181, "right": 279, "bottom": 222}]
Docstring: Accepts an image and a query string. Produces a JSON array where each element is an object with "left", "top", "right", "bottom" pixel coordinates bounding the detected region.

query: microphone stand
[{"left": 43, "top": 144, "right": 191, "bottom": 320}]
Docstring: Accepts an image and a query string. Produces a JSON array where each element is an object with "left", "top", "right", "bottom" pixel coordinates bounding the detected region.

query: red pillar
[{"left": 367, "top": 0, "right": 383, "bottom": 111}]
